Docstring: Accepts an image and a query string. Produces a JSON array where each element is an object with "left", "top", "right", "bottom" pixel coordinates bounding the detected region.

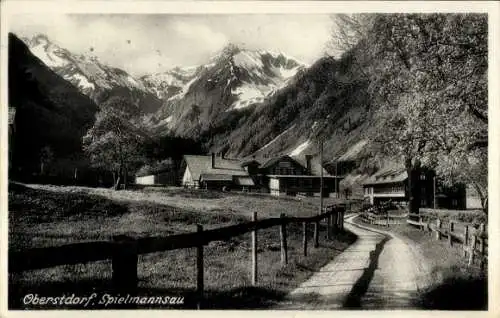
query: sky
[{"left": 10, "top": 14, "right": 333, "bottom": 76}]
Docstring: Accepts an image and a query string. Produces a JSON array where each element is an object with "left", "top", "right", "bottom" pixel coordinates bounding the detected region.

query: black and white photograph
[{"left": 2, "top": 1, "right": 498, "bottom": 314}]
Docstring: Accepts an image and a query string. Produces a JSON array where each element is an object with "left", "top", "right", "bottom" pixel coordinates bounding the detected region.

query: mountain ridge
[{"left": 22, "top": 33, "right": 163, "bottom": 113}]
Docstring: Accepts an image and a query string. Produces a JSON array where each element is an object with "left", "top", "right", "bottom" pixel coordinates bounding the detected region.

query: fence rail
[
  {"left": 406, "top": 216, "right": 487, "bottom": 269},
  {"left": 359, "top": 211, "right": 408, "bottom": 226},
  {"left": 10, "top": 204, "right": 347, "bottom": 308}
]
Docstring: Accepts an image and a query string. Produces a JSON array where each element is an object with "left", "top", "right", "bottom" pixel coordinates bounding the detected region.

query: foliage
[
  {"left": 8, "top": 33, "right": 97, "bottom": 178},
  {"left": 83, "top": 96, "right": 149, "bottom": 188},
  {"left": 136, "top": 158, "right": 175, "bottom": 177},
  {"left": 330, "top": 13, "right": 488, "bottom": 214}
]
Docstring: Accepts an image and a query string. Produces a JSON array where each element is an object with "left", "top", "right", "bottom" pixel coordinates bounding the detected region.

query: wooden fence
[
  {"left": 359, "top": 211, "right": 408, "bottom": 226},
  {"left": 10, "top": 205, "right": 346, "bottom": 307},
  {"left": 407, "top": 216, "right": 487, "bottom": 269}
]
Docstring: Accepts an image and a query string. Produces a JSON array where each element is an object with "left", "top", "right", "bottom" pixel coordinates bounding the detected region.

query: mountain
[
  {"left": 8, "top": 33, "right": 98, "bottom": 175},
  {"left": 148, "top": 44, "right": 306, "bottom": 135},
  {"left": 144, "top": 44, "right": 377, "bottom": 168},
  {"left": 207, "top": 53, "right": 377, "bottom": 164},
  {"left": 22, "top": 34, "right": 162, "bottom": 113},
  {"left": 140, "top": 65, "right": 207, "bottom": 100}
]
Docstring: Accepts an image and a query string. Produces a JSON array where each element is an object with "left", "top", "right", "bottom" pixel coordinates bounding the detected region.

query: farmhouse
[
  {"left": 362, "top": 166, "right": 466, "bottom": 209},
  {"left": 181, "top": 154, "right": 255, "bottom": 190},
  {"left": 258, "top": 155, "right": 340, "bottom": 197},
  {"left": 180, "top": 153, "right": 342, "bottom": 196}
]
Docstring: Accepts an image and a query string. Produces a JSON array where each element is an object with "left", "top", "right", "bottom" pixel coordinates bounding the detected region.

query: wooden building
[
  {"left": 257, "top": 155, "right": 340, "bottom": 197},
  {"left": 362, "top": 165, "right": 466, "bottom": 210},
  {"left": 181, "top": 154, "right": 255, "bottom": 190},
  {"left": 135, "top": 171, "right": 177, "bottom": 186}
]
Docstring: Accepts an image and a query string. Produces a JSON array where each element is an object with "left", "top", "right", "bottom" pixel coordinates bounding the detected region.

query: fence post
[
  {"left": 339, "top": 209, "right": 345, "bottom": 231},
  {"left": 280, "top": 214, "right": 288, "bottom": 266},
  {"left": 251, "top": 212, "right": 258, "bottom": 285},
  {"left": 448, "top": 221, "right": 454, "bottom": 247},
  {"left": 196, "top": 224, "right": 204, "bottom": 309},
  {"left": 112, "top": 235, "right": 138, "bottom": 299},
  {"left": 478, "top": 223, "right": 485, "bottom": 262},
  {"left": 328, "top": 212, "right": 334, "bottom": 239},
  {"left": 463, "top": 225, "right": 469, "bottom": 258},
  {"left": 313, "top": 219, "right": 319, "bottom": 248},
  {"left": 468, "top": 234, "right": 477, "bottom": 266},
  {"left": 435, "top": 218, "right": 442, "bottom": 241},
  {"left": 332, "top": 211, "right": 338, "bottom": 233},
  {"left": 302, "top": 221, "right": 308, "bottom": 256},
  {"left": 480, "top": 232, "right": 486, "bottom": 270}
]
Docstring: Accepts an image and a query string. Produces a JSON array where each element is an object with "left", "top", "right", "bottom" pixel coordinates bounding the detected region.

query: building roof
[
  {"left": 363, "top": 166, "right": 407, "bottom": 186},
  {"left": 241, "top": 159, "right": 261, "bottom": 167},
  {"left": 184, "top": 155, "right": 249, "bottom": 182},
  {"left": 259, "top": 156, "right": 294, "bottom": 169},
  {"left": 267, "top": 175, "right": 338, "bottom": 179},
  {"left": 257, "top": 155, "right": 331, "bottom": 177},
  {"left": 200, "top": 174, "right": 234, "bottom": 182},
  {"left": 293, "top": 155, "right": 331, "bottom": 176}
]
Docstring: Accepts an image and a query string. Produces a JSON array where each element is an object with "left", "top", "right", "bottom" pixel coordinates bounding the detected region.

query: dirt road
[{"left": 277, "top": 214, "right": 432, "bottom": 309}]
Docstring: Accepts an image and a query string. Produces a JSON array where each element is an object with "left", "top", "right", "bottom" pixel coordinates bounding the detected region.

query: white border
[{"left": 1, "top": 1, "right": 499, "bottom": 318}]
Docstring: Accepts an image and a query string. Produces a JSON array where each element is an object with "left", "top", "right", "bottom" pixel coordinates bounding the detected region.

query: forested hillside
[{"left": 8, "top": 33, "right": 98, "bottom": 178}]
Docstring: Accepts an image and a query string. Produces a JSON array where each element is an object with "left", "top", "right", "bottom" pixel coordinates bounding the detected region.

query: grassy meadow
[{"left": 8, "top": 183, "right": 356, "bottom": 309}]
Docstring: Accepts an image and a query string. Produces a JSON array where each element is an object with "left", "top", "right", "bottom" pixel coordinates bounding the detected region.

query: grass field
[
  {"left": 8, "top": 183, "right": 356, "bottom": 309},
  {"left": 353, "top": 216, "right": 487, "bottom": 310}
]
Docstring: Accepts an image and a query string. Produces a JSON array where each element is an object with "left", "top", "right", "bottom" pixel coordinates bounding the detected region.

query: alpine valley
[{"left": 10, "top": 32, "right": 378, "bottom": 178}]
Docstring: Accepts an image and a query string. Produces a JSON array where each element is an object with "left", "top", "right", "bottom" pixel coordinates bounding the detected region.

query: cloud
[
  {"left": 171, "top": 20, "right": 228, "bottom": 52},
  {"left": 9, "top": 14, "right": 332, "bottom": 76}
]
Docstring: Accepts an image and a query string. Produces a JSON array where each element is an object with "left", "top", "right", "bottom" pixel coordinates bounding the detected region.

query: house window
[
  {"left": 452, "top": 199, "right": 458, "bottom": 207},
  {"left": 421, "top": 187, "right": 426, "bottom": 194},
  {"left": 420, "top": 174, "right": 426, "bottom": 180},
  {"left": 421, "top": 199, "right": 426, "bottom": 206}
]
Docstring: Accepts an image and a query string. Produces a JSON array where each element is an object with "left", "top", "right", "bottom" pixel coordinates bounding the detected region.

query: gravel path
[{"left": 276, "top": 214, "right": 432, "bottom": 309}]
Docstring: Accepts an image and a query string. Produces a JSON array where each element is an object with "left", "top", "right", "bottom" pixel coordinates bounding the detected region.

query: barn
[{"left": 181, "top": 154, "right": 255, "bottom": 190}]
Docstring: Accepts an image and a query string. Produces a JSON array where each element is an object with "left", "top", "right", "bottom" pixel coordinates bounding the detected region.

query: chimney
[
  {"left": 306, "top": 155, "right": 312, "bottom": 174},
  {"left": 211, "top": 153, "right": 215, "bottom": 168}
]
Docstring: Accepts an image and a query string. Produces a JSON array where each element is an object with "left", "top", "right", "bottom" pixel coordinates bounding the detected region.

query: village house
[
  {"left": 181, "top": 154, "right": 255, "bottom": 191},
  {"left": 180, "top": 153, "right": 341, "bottom": 196},
  {"left": 362, "top": 165, "right": 466, "bottom": 210},
  {"left": 257, "top": 155, "right": 339, "bottom": 197}
]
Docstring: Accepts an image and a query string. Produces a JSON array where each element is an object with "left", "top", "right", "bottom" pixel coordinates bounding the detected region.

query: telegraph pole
[
  {"left": 319, "top": 140, "right": 324, "bottom": 215},
  {"left": 433, "top": 175, "right": 437, "bottom": 209}
]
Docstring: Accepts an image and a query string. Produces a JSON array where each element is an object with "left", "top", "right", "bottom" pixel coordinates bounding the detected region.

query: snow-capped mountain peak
[
  {"left": 22, "top": 33, "right": 162, "bottom": 113},
  {"left": 148, "top": 46, "right": 307, "bottom": 134}
]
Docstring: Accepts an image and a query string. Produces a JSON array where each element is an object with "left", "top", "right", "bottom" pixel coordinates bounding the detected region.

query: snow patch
[
  {"left": 338, "top": 139, "right": 368, "bottom": 161},
  {"left": 127, "top": 75, "right": 139, "bottom": 86},
  {"left": 64, "top": 73, "right": 95, "bottom": 90},
  {"left": 163, "top": 115, "right": 173, "bottom": 123},
  {"left": 311, "top": 121, "right": 318, "bottom": 131},
  {"left": 30, "top": 43, "right": 68, "bottom": 67},
  {"left": 233, "top": 51, "right": 264, "bottom": 70},
  {"left": 231, "top": 83, "right": 269, "bottom": 110},
  {"left": 257, "top": 125, "right": 296, "bottom": 153},
  {"left": 271, "top": 64, "right": 301, "bottom": 80},
  {"left": 290, "top": 140, "right": 311, "bottom": 156},
  {"left": 168, "top": 75, "right": 199, "bottom": 100}
]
